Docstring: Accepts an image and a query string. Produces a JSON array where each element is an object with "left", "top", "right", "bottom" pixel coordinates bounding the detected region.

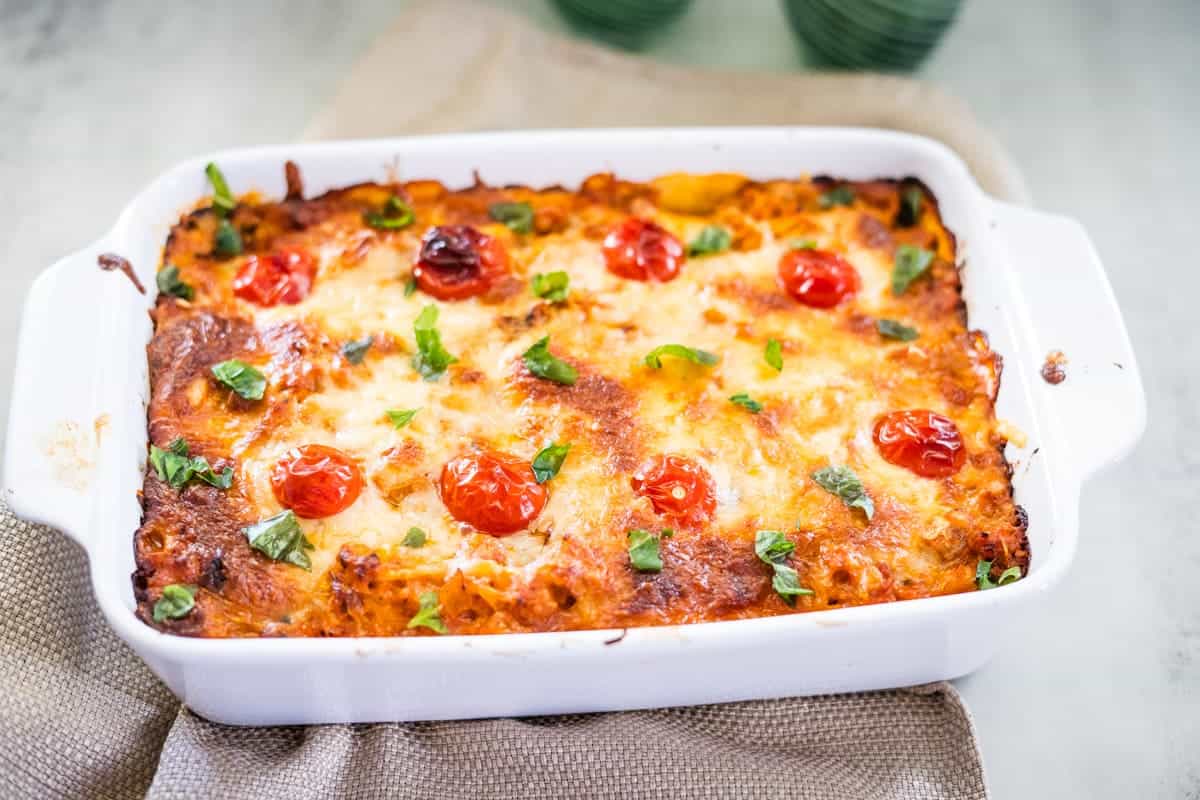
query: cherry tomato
[
  {"left": 413, "top": 225, "right": 510, "bottom": 300},
  {"left": 873, "top": 410, "right": 967, "bottom": 478},
  {"left": 271, "top": 444, "right": 364, "bottom": 518},
  {"left": 777, "top": 248, "right": 860, "bottom": 308},
  {"left": 233, "top": 248, "right": 317, "bottom": 306},
  {"left": 439, "top": 449, "right": 547, "bottom": 535},
  {"left": 631, "top": 454, "right": 717, "bottom": 527},
  {"left": 602, "top": 218, "right": 685, "bottom": 282}
]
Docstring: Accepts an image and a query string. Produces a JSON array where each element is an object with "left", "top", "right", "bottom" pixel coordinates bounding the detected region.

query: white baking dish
[{"left": 3, "top": 128, "right": 1144, "bottom": 725}]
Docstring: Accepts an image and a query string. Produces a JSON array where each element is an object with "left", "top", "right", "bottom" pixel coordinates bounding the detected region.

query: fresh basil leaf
[
  {"left": 149, "top": 438, "right": 233, "bottom": 491},
  {"left": 643, "top": 344, "right": 720, "bottom": 370},
  {"left": 205, "top": 162, "right": 235, "bottom": 217},
  {"left": 876, "top": 319, "right": 919, "bottom": 341},
  {"left": 976, "top": 559, "right": 1022, "bottom": 590},
  {"left": 341, "top": 335, "right": 373, "bottom": 365},
  {"left": 523, "top": 336, "right": 578, "bottom": 385},
  {"left": 404, "top": 275, "right": 418, "bottom": 297},
  {"left": 156, "top": 264, "right": 194, "bottom": 301},
  {"left": 891, "top": 245, "right": 935, "bottom": 296},
  {"left": 152, "top": 583, "right": 197, "bottom": 622},
  {"left": 812, "top": 465, "right": 875, "bottom": 521},
  {"left": 897, "top": 186, "right": 923, "bottom": 228},
  {"left": 763, "top": 338, "right": 784, "bottom": 372},
  {"left": 754, "top": 530, "right": 795, "bottom": 563},
  {"left": 754, "top": 530, "right": 813, "bottom": 605},
  {"left": 211, "top": 359, "right": 266, "bottom": 400},
  {"left": 818, "top": 185, "right": 854, "bottom": 209},
  {"left": 364, "top": 196, "right": 415, "bottom": 230},
  {"left": 412, "top": 304, "right": 459, "bottom": 381},
  {"left": 532, "top": 442, "right": 571, "bottom": 484},
  {"left": 687, "top": 225, "right": 732, "bottom": 257},
  {"left": 213, "top": 219, "right": 243, "bottom": 258},
  {"left": 788, "top": 238, "right": 818, "bottom": 250},
  {"left": 386, "top": 408, "right": 420, "bottom": 429},
  {"left": 627, "top": 529, "right": 663, "bottom": 573},
  {"left": 770, "top": 563, "right": 813, "bottom": 606},
  {"left": 402, "top": 527, "right": 427, "bottom": 548},
  {"left": 489, "top": 201, "right": 534, "bottom": 234},
  {"left": 407, "top": 590, "right": 447, "bottom": 633},
  {"left": 729, "top": 393, "right": 763, "bottom": 414},
  {"left": 244, "top": 510, "right": 313, "bottom": 570},
  {"left": 531, "top": 271, "right": 570, "bottom": 303}
]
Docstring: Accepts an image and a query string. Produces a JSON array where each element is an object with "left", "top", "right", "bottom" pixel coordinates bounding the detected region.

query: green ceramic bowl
[
  {"left": 553, "top": 0, "right": 695, "bottom": 49},
  {"left": 782, "top": 0, "right": 963, "bottom": 71}
]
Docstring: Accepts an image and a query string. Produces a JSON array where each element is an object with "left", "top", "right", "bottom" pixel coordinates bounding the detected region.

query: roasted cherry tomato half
[
  {"left": 777, "top": 248, "right": 861, "bottom": 308},
  {"left": 873, "top": 410, "right": 967, "bottom": 478},
  {"left": 233, "top": 248, "right": 317, "bottom": 306},
  {"left": 271, "top": 444, "right": 364, "bottom": 518},
  {"left": 602, "top": 218, "right": 685, "bottom": 282},
  {"left": 439, "top": 449, "right": 548, "bottom": 535},
  {"left": 631, "top": 454, "right": 717, "bottom": 527},
  {"left": 413, "top": 225, "right": 510, "bottom": 301}
]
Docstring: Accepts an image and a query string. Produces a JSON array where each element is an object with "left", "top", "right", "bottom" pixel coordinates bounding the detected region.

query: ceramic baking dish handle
[
  {"left": 3, "top": 239, "right": 132, "bottom": 545},
  {"left": 990, "top": 200, "right": 1146, "bottom": 482}
]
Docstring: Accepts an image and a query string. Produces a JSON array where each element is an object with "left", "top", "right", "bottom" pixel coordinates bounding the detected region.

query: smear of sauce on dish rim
[
  {"left": 97, "top": 253, "right": 146, "bottom": 294},
  {"left": 1041, "top": 349, "right": 1067, "bottom": 385}
]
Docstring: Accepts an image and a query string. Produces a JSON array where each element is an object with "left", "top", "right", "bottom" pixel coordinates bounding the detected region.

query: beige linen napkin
[{"left": 1, "top": 2, "right": 1022, "bottom": 797}]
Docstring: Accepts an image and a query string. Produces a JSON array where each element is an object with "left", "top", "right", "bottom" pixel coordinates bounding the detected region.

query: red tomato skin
[
  {"left": 602, "top": 218, "right": 685, "bottom": 282},
  {"left": 873, "top": 410, "right": 967, "bottom": 478},
  {"left": 233, "top": 248, "right": 317, "bottom": 306},
  {"left": 630, "top": 454, "right": 717, "bottom": 528},
  {"left": 270, "top": 444, "right": 364, "bottom": 518},
  {"left": 439, "top": 450, "right": 548, "bottom": 535},
  {"left": 413, "top": 225, "right": 509, "bottom": 300},
  {"left": 777, "top": 248, "right": 860, "bottom": 308}
]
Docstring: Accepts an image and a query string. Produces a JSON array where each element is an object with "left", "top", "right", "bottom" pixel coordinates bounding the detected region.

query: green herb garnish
[
  {"left": 531, "top": 271, "right": 570, "bottom": 303},
  {"left": 403, "top": 527, "right": 427, "bottom": 548},
  {"left": 156, "top": 264, "right": 194, "bottom": 301},
  {"left": 412, "top": 304, "right": 458, "bottom": 381},
  {"left": 341, "top": 335, "right": 373, "bottom": 365},
  {"left": 643, "top": 344, "right": 719, "bottom": 370},
  {"left": 364, "top": 196, "right": 415, "bottom": 230},
  {"left": 729, "top": 393, "right": 763, "bottom": 414},
  {"left": 213, "top": 219, "right": 243, "bottom": 258},
  {"left": 152, "top": 584, "right": 197, "bottom": 622},
  {"left": 243, "top": 510, "right": 314, "bottom": 570},
  {"left": 523, "top": 336, "right": 578, "bottom": 385},
  {"left": 818, "top": 186, "right": 854, "bottom": 209},
  {"left": 788, "top": 239, "right": 818, "bottom": 250},
  {"left": 407, "top": 590, "right": 447, "bottom": 633},
  {"left": 386, "top": 408, "right": 420, "bottom": 429},
  {"left": 210, "top": 359, "right": 266, "bottom": 400},
  {"left": 811, "top": 465, "right": 874, "bottom": 521},
  {"left": 764, "top": 338, "right": 783, "bottom": 372},
  {"left": 897, "top": 186, "right": 923, "bottom": 227},
  {"left": 891, "top": 245, "right": 935, "bottom": 296},
  {"left": 149, "top": 438, "right": 233, "bottom": 491},
  {"left": 488, "top": 201, "right": 534, "bottom": 234},
  {"left": 876, "top": 319, "right": 919, "bottom": 341},
  {"left": 404, "top": 275, "right": 418, "bottom": 297},
  {"left": 687, "top": 225, "right": 732, "bottom": 257},
  {"left": 627, "top": 529, "right": 664, "bottom": 573},
  {"left": 532, "top": 442, "right": 571, "bottom": 483},
  {"left": 205, "top": 162, "right": 235, "bottom": 217},
  {"left": 976, "top": 559, "right": 1021, "bottom": 590},
  {"left": 754, "top": 530, "right": 814, "bottom": 606}
]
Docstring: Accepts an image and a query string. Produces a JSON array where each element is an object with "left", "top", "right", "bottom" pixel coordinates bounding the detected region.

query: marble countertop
[{"left": 0, "top": 0, "right": 1195, "bottom": 797}]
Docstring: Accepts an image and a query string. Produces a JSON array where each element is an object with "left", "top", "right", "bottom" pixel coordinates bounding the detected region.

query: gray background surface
[{"left": 0, "top": 1, "right": 1196, "bottom": 797}]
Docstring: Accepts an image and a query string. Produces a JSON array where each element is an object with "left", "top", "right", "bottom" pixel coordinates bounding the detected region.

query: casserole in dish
[{"left": 3, "top": 128, "right": 1144, "bottom": 723}]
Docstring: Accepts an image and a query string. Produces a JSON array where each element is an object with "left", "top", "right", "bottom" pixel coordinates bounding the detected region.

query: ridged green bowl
[
  {"left": 552, "top": 0, "right": 695, "bottom": 49},
  {"left": 782, "top": 0, "right": 963, "bottom": 71}
]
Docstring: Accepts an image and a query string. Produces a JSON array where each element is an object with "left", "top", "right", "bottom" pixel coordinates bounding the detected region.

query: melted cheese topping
[{"left": 134, "top": 173, "right": 1028, "bottom": 637}]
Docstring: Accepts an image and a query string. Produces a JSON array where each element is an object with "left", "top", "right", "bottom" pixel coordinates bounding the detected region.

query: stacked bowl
[
  {"left": 551, "top": 0, "right": 695, "bottom": 49},
  {"left": 781, "top": 0, "right": 964, "bottom": 71}
]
